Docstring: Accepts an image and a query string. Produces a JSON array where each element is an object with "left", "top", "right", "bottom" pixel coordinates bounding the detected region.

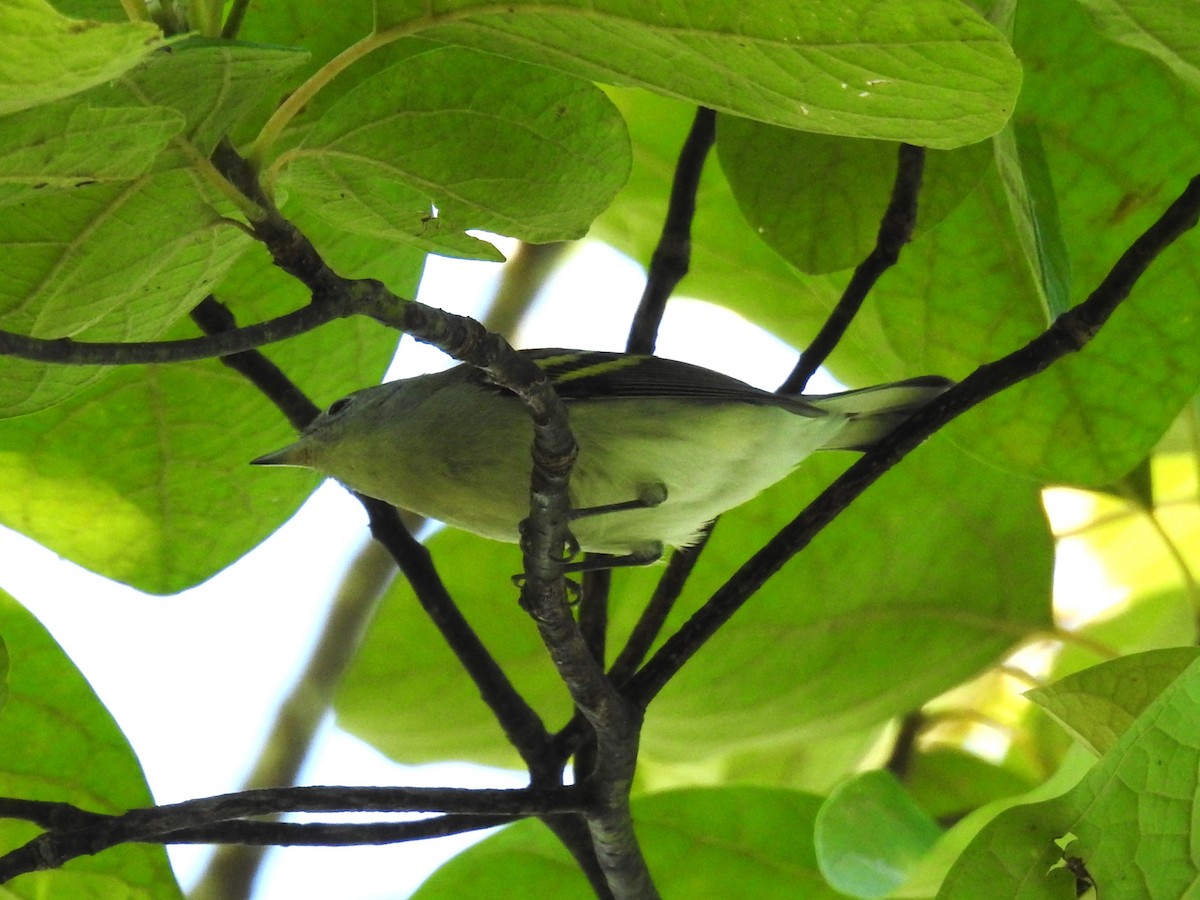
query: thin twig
[
  {"left": 361, "top": 498, "right": 557, "bottom": 755},
  {"left": 781, "top": 143, "right": 927, "bottom": 393},
  {"left": 627, "top": 172, "right": 1200, "bottom": 709},
  {"left": 0, "top": 299, "right": 347, "bottom": 367},
  {"left": 626, "top": 107, "right": 716, "bottom": 355},
  {"left": 609, "top": 529, "right": 711, "bottom": 685},
  {"left": 190, "top": 296, "right": 320, "bottom": 428},
  {"left": 221, "top": 0, "right": 250, "bottom": 38},
  {"left": 885, "top": 712, "right": 925, "bottom": 780}
]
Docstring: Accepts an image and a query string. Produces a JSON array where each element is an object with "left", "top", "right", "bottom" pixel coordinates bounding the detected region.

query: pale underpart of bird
[{"left": 252, "top": 349, "right": 951, "bottom": 564}]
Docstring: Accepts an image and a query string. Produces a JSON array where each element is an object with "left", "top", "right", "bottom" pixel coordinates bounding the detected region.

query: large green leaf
[
  {"left": 1025, "top": 647, "right": 1200, "bottom": 756},
  {"left": 0, "top": 210, "right": 422, "bottom": 593},
  {"left": 0, "top": 590, "right": 182, "bottom": 898},
  {"left": 942, "top": 654, "right": 1200, "bottom": 898},
  {"left": 1059, "top": 653, "right": 1200, "bottom": 897},
  {"left": 717, "top": 116, "right": 992, "bottom": 274},
  {"left": 872, "top": 0, "right": 1200, "bottom": 485},
  {"left": 0, "top": 0, "right": 162, "bottom": 116},
  {"left": 85, "top": 38, "right": 310, "bottom": 169},
  {"left": 935, "top": 801, "right": 1077, "bottom": 899},
  {"left": 377, "top": 0, "right": 1021, "bottom": 148},
  {"left": 0, "top": 39, "right": 311, "bottom": 415},
  {"left": 414, "top": 788, "right": 842, "bottom": 899},
  {"left": 277, "top": 45, "right": 629, "bottom": 252},
  {"left": 0, "top": 171, "right": 251, "bottom": 415},
  {"left": 1073, "top": 0, "right": 1200, "bottom": 92},
  {"left": 0, "top": 104, "right": 184, "bottom": 188},
  {"left": 236, "top": 2, "right": 437, "bottom": 151}
]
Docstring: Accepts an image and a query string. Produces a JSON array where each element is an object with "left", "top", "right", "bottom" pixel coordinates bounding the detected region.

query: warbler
[{"left": 253, "top": 349, "right": 950, "bottom": 565}]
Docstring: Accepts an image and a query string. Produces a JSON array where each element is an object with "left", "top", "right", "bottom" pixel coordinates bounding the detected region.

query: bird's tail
[{"left": 813, "top": 376, "right": 954, "bottom": 450}]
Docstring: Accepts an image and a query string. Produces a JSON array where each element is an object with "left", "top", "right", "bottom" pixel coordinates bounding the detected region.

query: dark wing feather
[{"left": 503, "top": 349, "right": 827, "bottom": 417}]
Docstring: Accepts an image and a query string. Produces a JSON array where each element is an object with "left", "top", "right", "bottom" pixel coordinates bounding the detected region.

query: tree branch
[
  {"left": 627, "top": 107, "right": 716, "bottom": 355},
  {"left": 157, "top": 813, "right": 516, "bottom": 845},
  {"left": 0, "top": 786, "right": 582, "bottom": 883},
  {"left": 781, "top": 143, "right": 927, "bottom": 393},
  {"left": 609, "top": 529, "right": 711, "bottom": 685},
  {"left": 361, "top": 499, "right": 558, "bottom": 756},
  {"left": 626, "top": 172, "right": 1200, "bottom": 709}
]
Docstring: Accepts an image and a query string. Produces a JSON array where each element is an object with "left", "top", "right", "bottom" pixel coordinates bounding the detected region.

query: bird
[{"left": 253, "top": 349, "right": 951, "bottom": 566}]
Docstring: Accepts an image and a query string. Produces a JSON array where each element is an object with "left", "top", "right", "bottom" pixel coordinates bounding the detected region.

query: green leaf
[
  {"left": 716, "top": 117, "right": 991, "bottom": 274},
  {"left": 0, "top": 0, "right": 162, "bottom": 116},
  {"left": 1073, "top": 0, "right": 1200, "bottom": 92},
  {"left": 993, "top": 120, "right": 1072, "bottom": 320},
  {"left": 278, "top": 46, "right": 630, "bottom": 249},
  {"left": 905, "top": 748, "right": 1038, "bottom": 822},
  {"left": 0, "top": 38, "right": 312, "bottom": 414},
  {"left": 1025, "top": 647, "right": 1200, "bottom": 756},
  {"left": 0, "top": 209, "right": 421, "bottom": 593},
  {"left": 914, "top": 746, "right": 1094, "bottom": 898},
  {"left": 0, "top": 171, "right": 252, "bottom": 415},
  {"left": 89, "top": 38, "right": 310, "bottom": 169},
  {"left": 935, "top": 801, "right": 1077, "bottom": 899},
  {"left": 234, "top": 2, "right": 434, "bottom": 148},
  {"left": 942, "top": 657, "right": 1200, "bottom": 898},
  {"left": 378, "top": 0, "right": 1021, "bottom": 148},
  {"left": 0, "top": 590, "right": 182, "bottom": 898},
  {"left": 45, "top": 0, "right": 128, "bottom": 21},
  {"left": 874, "top": 0, "right": 1200, "bottom": 485},
  {"left": 0, "top": 104, "right": 185, "bottom": 188},
  {"left": 414, "top": 788, "right": 843, "bottom": 899},
  {"left": 1057, "top": 654, "right": 1200, "bottom": 897},
  {"left": 0, "top": 634, "right": 8, "bottom": 715},
  {"left": 814, "top": 771, "right": 942, "bottom": 899}
]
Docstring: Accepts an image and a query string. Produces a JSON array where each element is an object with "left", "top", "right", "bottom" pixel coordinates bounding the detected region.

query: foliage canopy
[{"left": 1, "top": 0, "right": 1199, "bottom": 897}]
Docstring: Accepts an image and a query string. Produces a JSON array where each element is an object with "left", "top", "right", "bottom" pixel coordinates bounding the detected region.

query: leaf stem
[{"left": 248, "top": 30, "right": 395, "bottom": 163}]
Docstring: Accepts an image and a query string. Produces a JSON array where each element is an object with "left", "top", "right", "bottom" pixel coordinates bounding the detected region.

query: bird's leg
[
  {"left": 561, "top": 541, "right": 664, "bottom": 573},
  {"left": 564, "top": 482, "right": 667, "bottom": 570},
  {"left": 569, "top": 482, "right": 668, "bottom": 521},
  {"left": 514, "top": 483, "right": 669, "bottom": 584}
]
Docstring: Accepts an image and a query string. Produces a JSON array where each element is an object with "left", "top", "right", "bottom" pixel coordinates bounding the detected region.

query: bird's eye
[{"left": 326, "top": 396, "right": 353, "bottom": 417}]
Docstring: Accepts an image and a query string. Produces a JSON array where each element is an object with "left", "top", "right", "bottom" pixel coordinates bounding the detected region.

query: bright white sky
[{"left": 0, "top": 239, "right": 822, "bottom": 898}]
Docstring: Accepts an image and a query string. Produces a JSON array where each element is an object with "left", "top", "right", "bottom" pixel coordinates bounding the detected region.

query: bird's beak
[{"left": 250, "top": 442, "right": 307, "bottom": 467}]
